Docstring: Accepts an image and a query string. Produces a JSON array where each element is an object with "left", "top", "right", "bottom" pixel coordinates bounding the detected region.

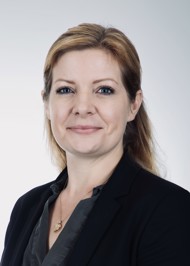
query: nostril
[
  {"left": 71, "top": 106, "right": 96, "bottom": 116},
  {"left": 72, "top": 111, "right": 80, "bottom": 115},
  {"left": 87, "top": 111, "right": 93, "bottom": 114}
]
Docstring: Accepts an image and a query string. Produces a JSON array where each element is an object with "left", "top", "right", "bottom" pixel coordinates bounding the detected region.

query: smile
[{"left": 67, "top": 125, "right": 102, "bottom": 134}]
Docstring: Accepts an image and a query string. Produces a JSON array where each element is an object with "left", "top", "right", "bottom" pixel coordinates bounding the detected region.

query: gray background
[{"left": 0, "top": 0, "right": 189, "bottom": 254}]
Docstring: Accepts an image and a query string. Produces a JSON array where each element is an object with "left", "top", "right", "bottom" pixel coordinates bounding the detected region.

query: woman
[{"left": 1, "top": 23, "right": 190, "bottom": 266}]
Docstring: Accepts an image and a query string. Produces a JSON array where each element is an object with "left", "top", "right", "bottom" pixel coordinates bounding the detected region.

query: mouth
[{"left": 67, "top": 125, "right": 102, "bottom": 134}]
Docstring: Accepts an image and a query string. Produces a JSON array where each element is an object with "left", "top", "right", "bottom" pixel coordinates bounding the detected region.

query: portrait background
[{"left": 0, "top": 0, "right": 189, "bottom": 254}]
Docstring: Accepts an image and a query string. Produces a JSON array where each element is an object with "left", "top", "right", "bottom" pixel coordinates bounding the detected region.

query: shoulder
[
  {"left": 17, "top": 180, "right": 54, "bottom": 203},
  {"left": 8, "top": 169, "right": 67, "bottom": 229},
  {"left": 12, "top": 180, "right": 54, "bottom": 215},
  {"left": 119, "top": 153, "right": 190, "bottom": 219},
  {"left": 132, "top": 168, "right": 190, "bottom": 245},
  {"left": 115, "top": 152, "right": 190, "bottom": 203},
  {"left": 119, "top": 162, "right": 190, "bottom": 264},
  {"left": 135, "top": 167, "right": 190, "bottom": 200},
  {"left": 129, "top": 167, "right": 190, "bottom": 216},
  {"left": 6, "top": 180, "right": 53, "bottom": 232},
  {"left": 3, "top": 170, "right": 66, "bottom": 246},
  {"left": 134, "top": 170, "right": 190, "bottom": 264},
  {"left": 109, "top": 153, "right": 190, "bottom": 208},
  {"left": 14, "top": 168, "right": 67, "bottom": 208}
]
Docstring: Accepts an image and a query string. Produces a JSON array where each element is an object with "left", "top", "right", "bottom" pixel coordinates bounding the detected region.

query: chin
[
  {"left": 65, "top": 144, "right": 105, "bottom": 157},
  {"left": 72, "top": 148, "right": 101, "bottom": 156}
]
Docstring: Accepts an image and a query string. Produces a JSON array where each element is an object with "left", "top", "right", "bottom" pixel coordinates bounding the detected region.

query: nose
[{"left": 72, "top": 92, "right": 96, "bottom": 117}]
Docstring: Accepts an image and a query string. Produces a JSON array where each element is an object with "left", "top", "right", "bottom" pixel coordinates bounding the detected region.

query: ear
[
  {"left": 128, "top": 90, "right": 143, "bottom": 122},
  {"left": 41, "top": 90, "right": 50, "bottom": 120}
]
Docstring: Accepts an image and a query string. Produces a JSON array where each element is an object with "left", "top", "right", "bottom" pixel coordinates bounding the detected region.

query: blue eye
[
  {"left": 98, "top": 86, "right": 114, "bottom": 95},
  {"left": 56, "top": 87, "right": 74, "bottom": 94}
]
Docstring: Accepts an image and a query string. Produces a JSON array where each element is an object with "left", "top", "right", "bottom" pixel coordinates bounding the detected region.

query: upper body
[
  {"left": 2, "top": 23, "right": 190, "bottom": 265},
  {"left": 2, "top": 152, "right": 190, "bottom": 266}
]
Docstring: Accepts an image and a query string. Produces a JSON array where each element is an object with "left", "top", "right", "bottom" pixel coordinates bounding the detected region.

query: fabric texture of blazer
[{"left": 1, "top": 153, "right": 190, "bottom": 266}]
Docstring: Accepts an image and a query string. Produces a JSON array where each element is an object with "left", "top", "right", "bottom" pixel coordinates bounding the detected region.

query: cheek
[
  {"left": 49, "top": 101, "right": 65, "bottom": 122},
  {"left": 48, "top": 107, "right": 66, "bottom": 137},
  {"left": 49, "top": 111, "right": 67, "bottom": 147},
  {"left": 107, "top": 102, "right": 130, "bottom": 124},
  {"left": 52, "top": 114, "right": 66, "bottom": 132},
  {"left": 103, "top": 108, "right": 129, "bottom": 134}
]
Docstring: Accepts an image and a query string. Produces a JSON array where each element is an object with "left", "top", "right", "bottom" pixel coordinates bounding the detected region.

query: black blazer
[{"left": 1, "top": 153, "right": 190, "bottom": 266}]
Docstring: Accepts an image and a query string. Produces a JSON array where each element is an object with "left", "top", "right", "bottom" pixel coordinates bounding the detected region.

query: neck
[{"left": 65, "top": 149, "right": 123, "bottom": 195}]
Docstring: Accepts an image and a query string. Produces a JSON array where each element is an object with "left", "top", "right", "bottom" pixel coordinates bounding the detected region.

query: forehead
[{"left": 52, "top": 48, "right": 122, "bottom": 82}]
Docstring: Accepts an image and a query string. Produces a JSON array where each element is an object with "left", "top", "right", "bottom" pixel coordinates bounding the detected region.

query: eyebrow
[
  {"left": 54, "top": 78, "right": 119, "bottom": 85},
  {"left": 54, "top": 79, "right": 75, "bottom": 84},
  {"left": 93, "top": 78, "right": 119, "bottom": 85}
]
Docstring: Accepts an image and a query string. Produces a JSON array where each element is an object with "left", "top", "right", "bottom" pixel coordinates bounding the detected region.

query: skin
[
  {"left": 43, "top": 48, "right": 142, "bottom": 248},
  {"left": 45, "top": 49, "right": 142, "bottom": 164}
]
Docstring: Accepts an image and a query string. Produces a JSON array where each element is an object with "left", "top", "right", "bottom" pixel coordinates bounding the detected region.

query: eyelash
[
  {"left": 56, "top": 87, "right": 74, "bottom": 94},
  {"left": 55, "top": 86, "right": 115, "bottom": 95},
  {"left": 97, "top": 86, "right": 114, "bottom": 95}
]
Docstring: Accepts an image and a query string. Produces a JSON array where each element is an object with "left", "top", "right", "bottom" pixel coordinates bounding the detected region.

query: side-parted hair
[{"left": 43, "top": 23, "right": 157, "bottom": 173}]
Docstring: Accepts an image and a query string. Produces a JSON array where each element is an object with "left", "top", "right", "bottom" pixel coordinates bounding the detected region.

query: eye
[
  {"left": 56, "top": 87, "right": 74, "bottom": 94},
  {"left": 97, "top": 86, "right": 114, "bottom": 95}
]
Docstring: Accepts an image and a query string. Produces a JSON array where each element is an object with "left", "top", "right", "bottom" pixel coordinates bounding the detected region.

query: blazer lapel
[{"left": 68, "top": 153, "right": 141, "bottom": 265}]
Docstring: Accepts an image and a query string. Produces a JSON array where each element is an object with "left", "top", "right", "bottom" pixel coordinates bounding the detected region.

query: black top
[
  {"left": 1, "top": 153, "right": 190, "bottom": 266},
  {"left": 22, "top": 175, "right": 103, "bottom": 266}
]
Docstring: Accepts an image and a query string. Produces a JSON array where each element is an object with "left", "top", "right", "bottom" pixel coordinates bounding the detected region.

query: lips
[{"left": 67, "top": 125, "right": 102, "bottom": 134}]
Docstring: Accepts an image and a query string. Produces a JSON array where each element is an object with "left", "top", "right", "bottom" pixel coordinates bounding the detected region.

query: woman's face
[{"left": 45, "top": 49, "right": 141, "bottom": 159}]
